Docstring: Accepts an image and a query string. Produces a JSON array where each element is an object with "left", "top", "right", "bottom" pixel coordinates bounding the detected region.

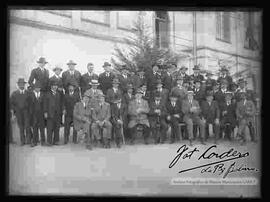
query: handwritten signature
[{"left": 169, "top": 145, "right": 258, "bottom": 178}]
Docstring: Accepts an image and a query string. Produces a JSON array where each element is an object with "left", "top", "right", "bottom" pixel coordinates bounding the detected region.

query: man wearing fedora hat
[
  {"left": 10, "top": 78, "right": 32, "bottom": 145},
  {"left": 182, "top": 90, "right": 206, "bottom": 146},
  {"left": 63, "top": 81, "right": 81, "bottom": 144},
  {"left": 235, "top": 78, "right": 256, "bottom": 103},
  {"left": 201, "top": 90, "right": 220, "bottom": 143},
  {"left": 172, "top": 65, "right": 190, "bottom": 86},
  {"left": 128, "top": 89, "right": 150, "bottom": 145},
  {"left": 151, "top": 79, "right": 169, "bottom": 106},
  {"left": 190, "top": 65, "right": 204, "bottom": 83},
  {"left": 84, "top": 79, "right": 103, "bottom": 108},
  {"left": 217, "top": 66, "right": 233, "bottom": 88},
  {"left": 28, "top": 57, "right": 50, "bottom": 92},
  {"left": 118, "top": 66, "right": 130, "bottom": 93},
  {"left": 80, "top": 62, "right": 99, "bottom": 95},
  {"left": 91, "top": 93, "right": 112, "bottom": 148},
  {"left": 193, "top": 80, "right": 206, "bottom": 105},
  {"left": 170, "top": 76, "right": 188, "bottom": 103},
  {"left": 123, "top": 83, "right": 135, "bottom": 106},
  {"left": 110, "top": 96, "right": 128, "bottom": 148},
  {"left": 98, "top": 62, "right": 115, "bottom": 95},
  {"left": 44, "top": 80, "right": 63, "bottom": 146},
  {"left": 106, "top": 78, "right": 123, "bottom": 105},
  {"left": 62, "top": 60, "right": 81, "bottom": 96},
  {"left": 28, "top": 81, "right": 46, "bottom": 146}
]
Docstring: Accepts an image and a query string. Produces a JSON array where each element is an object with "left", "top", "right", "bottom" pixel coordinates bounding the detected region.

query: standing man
[
  {"left": 217, "top": 66, "right": 233, "bottom": 89},
  {"left": 44, "top": 80, "right": 63, "bottom": 146},
  {"left": 151, "top": 79, "right": 169, "bottom": 105},
  {"left": 111, "top": 97, "right": 128, "bottom": 148},
  {"left": 166, "top": 94, "right": 183, "bottom": 143},
  {"left": 182, "top": 91, "right": 206, "bottom": 146},
  {"left": 147, "top": 65, "right": 162, "bottom": 92},
  {"left": 28, "top": 81, "right": 46, "bottom": 147},
  {"left": 205, "top": 72, "right": 216, "bottom": 91},
  {"left": 106, "top": 78, "right": 123, "bottom": 105},
  {"left": 73, "top": 95, "right": 93, "bottom": 150},
  {"left": 193, "top": 80, "right": 206, "bottom": 105},
  {"left": 128, "top": 89, "right": 150, "bottom": 145},
  {"left": 214, "top": 79, "right": 228, "bottom": 107},
  {"left": 62, "top": 60, "right": 81, "bottom": 96},
  {"left": 98, "top": 62, "right": 115, "bottom": 95},
  {"left": 80, "top": 62, "right": 99, "bottom": 95},
  {"left": 123, "top": 83, "right": 135, "bottom": 106},
  {"left": 160, "top": 65, "right": 173, "bottom": 92},
  {"left": 172, "top": 65, "right": 190, "bottom": 86},
  {"left": 236, "top": 92, "right": 257, "bottom": 145},
  {"left": 63, "top": 82, "right": 81, "bottom": 144},
  {"left": 91, "top": 93, "right": 112, "bottom": 148},
  {"left": 170, "top": 76, "right": 188, "bottom": 103},
  {"left": 28, "top": 57, "right": 50, "bottom": 92},
  {"left": 10, "top": 78, "right": 31, "bottom": 145},
  {"left": 132, "top": 69, "right": 147, "bottom": 91},
  {"left": 118, "top": 66, "right": 130, "bottom": 93},
  {"left": 201, "top": 91, "right": 220, "bottom": 143},
  {"left": 190, "top": 65, "right": 204, "bottom": 83},
  {"left": 149, "top": 93, "right": 168, "bottom": 144},
  {"left": 84, "top": 79, "right": 103, "bottom": 108},
  {"left": 219, "top": 92, "right": 237, "bottom": 141}
]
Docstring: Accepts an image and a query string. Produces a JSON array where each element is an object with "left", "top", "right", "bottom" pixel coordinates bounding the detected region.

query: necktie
[
  {"left": 172, "top": 103, "right": 175, "bottom": 107},
  {"left": 118, "top": 104, "right": 121, "bottom": 109},
  {"left": 106, "top": 73, "right": 109, "bottom": 77},
  {"left": 227, "top": 102, "right": 230, "bottom": 106}
]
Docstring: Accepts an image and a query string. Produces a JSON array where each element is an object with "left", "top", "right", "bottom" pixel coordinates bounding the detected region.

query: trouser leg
[
  {"left": 184, "top": 118, "right": 193, "bottom": 140},
  {"left": 53, "top": 115, "right": 61, "bottom": 144},
  {"left": 46, "top": 118, "right": 53, "bottom": 145},
  {"left": 143, "top": 125, "right": 150, "bottom": 144},
  {"left": 64, "top": 116, "right": 71, "bottom": 143}
]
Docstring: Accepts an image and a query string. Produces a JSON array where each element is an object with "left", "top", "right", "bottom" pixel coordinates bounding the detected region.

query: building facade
[{"left": 9, "top": 9, "right": 262, "bottom": 93}]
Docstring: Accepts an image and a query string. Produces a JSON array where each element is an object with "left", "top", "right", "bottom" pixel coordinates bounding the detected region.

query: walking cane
[{"left": 120, "top": 115, "right": 125, "bottom": 145}]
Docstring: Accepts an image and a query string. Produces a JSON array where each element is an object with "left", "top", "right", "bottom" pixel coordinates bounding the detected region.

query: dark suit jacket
[
  {"left": 28, "top": 91, "right": 46, "bottom": 125},
  {"left": 166, "top": 100, "right": 183, "bottom": 121},
  {"left": 28, "top": 67, "right": 50, "bottom": 91},
  {"left": 80, "top": 72, "right": 99, "bottom": 95},
  {"left": 147, "top": 72, "right": 162, "bottom": 91},
  {"left": 62, "top": 70, "right": 81, "bottom": 91},
  {"left": 181, "top": 99, "right": 201, "bottom": 119},
  {"left": 214, "top": 90, "right": 227, "bottom": 106},
  {"left": 161, "top": 71, "right": 173, "bottom": 91},
  {"left": 193, "top": 88, "right": 205, "bottom": 105},
  {"left": 63, "top": 91, "right": 81, "bottom": 117},
  {"left": 106, "top": 88, "right": 123, "bottom": 104},
  {"left": 10, "top": 90, "right": 31, "bottom": 117},
  {"left": 44, "top": 91, "right": 63, "bottom": 118},
  {"left": 123, "top": 93, "right": 135, "bottom": 106},
  {"left": 172, "top": 72, "right": 190, "bottom": 86},
  {"left": 201, "top": 100, "right": 220, "bottom": 123},
  {"left": 190, "top": 74, "right": 205, "bottom": 83},
  {"left": 118, "top": 74, "right": 130, "bottom": 93},
  {"left": 219, "top": 101, "right": 237, "bottom": 124},
  {"left": 151, "top": 88, "right": 169, "bottom": 105},
  {"left": 110, "top": 102, "right": 128, "bottom": 127},
  {"left": 149, "top": 101, "right": 168, "bottom": 119},
  {"left": 98, "top": 72, "right": 115, "bottom": 95}
]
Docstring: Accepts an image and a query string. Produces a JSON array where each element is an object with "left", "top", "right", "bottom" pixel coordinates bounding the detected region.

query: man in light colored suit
[
  {"left": 182, "top": 91, "right": 206, "bottom": 146},
  {"left": 73, "top": 95, "right": 92, "bottom": 150},
  {"left": 128, "top": 89, "right": 150, "bottom": 144},
  {"left": 91, "top": 93, "right": 112, "bottom": 148},
  {"left": 236, "top": 92, "right": 257, "bottom": 145}
]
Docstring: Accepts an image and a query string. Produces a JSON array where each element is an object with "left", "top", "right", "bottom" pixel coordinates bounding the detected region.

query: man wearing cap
[
  {"left": 28, "top": 57, "right": 50, "bottom": 92},
  {"left": 236, "top": 92, "right": 257, "bottom": 145},
  {"left": 44, "top": 80, "right": 63, "bottom": 146},
  {"left": 63, "top": 82, "right": 81, "bottom": 144},
  {"left": 118, "top": 66, "right": 131, "bottom": 93},
  {"left": 193, "top": 80, "right": 206, "bottom": 105},
  {"left": 80, "top": 62, "right": 99, "bottom": 95},
  {"left": 166, "top": 94, "right": 183, "bottom": 143},
  {"left": 28, "top": 81, "right": 46, "bottom": 147},
  {"left": 151, "top": 79, "right": 169, "bottom": 106},
  {"left": 149, "top": 93, "right": 168, "bottom": 144},
  {"left": 106, "top": 78, "right": 123, "bottom": 105},
  {"left": 170, "top": 76, "right": 188, "bottom": 103},
  {"left": 62, "top": 60, "right": 82, "bottom": 96},
  {"left": 128, "top": 89, "right": 150, "bottom": 145},
  {"left": 98, "top": 62, "right": 115, "bottom": 95},
  {"left": 10, "top": 78, "right": 32, "bottom": 145},
  {"left": 201, "top": 91, "right": 220, "bottom": 143},
  {"left": 190, "top": 65, "right": 204, "bottom": 83},
  {"left": 84, "top": 79, "right": 103, "bottom": 108},
  {"left": 91, "top": 93, "right": 112, "bottom": 148},
  {"left": 182, "top": 90, "right": 206, "bottom": 146},
  {"left": 73, "top": 95, "right": 93, "bottom": 150},
  {"left": 217, "top": 66, "right": 233, "bottom": 88},
  {"left": 111, "top": 97, "right": 128, "bottom": 148},
  {"left": 219, "top": 92, "right": 237, "bottom": 140}
]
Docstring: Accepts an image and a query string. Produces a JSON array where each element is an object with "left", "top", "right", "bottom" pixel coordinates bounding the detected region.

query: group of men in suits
[{"left": 10, "top": 57, "right": 259, "bottom": 149}]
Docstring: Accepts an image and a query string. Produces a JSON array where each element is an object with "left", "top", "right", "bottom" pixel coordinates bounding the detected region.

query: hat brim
[
  {"left": 67, "top": 62, "right": 77, "bottom": 65},
  {"left": 53, "top": 68, "right": 63, "bottom": 71},
  {"left": 17, "top": 81, "right": 27, "bottom": 84},
  {"left": 37, "top": 61, "right": 48, "bottom": 64}
]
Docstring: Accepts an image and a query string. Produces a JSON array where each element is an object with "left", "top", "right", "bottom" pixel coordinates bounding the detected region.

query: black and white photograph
[{"left": 8, "top": 8, "right": 262, "bottom": 197}]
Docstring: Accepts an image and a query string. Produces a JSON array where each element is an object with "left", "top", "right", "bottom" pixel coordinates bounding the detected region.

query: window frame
[
  {"left": 216, "top": 12, "right": 231, "bottom": 44},
  {"left": 80, "top": 10, "right": 110, "bottom": 27}
]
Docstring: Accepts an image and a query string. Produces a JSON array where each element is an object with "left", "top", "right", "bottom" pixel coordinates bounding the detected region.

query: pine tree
[{"left": 111, "top": 14, "right": 180, "bottom": 75}]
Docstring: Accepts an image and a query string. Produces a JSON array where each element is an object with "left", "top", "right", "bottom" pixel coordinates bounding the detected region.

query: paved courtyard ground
[{"left": 8, "top": 125, "right": 261, "bottom": 197}]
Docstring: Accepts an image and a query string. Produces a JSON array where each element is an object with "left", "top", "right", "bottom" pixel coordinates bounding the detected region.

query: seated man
[
  {"left": 170, "top": 76, "right": 188, "bottom": 103},
  {"left": 219, "top": 91, "right": 237, "bottom": 141},
  {"left": 201, "top": 91, "right": 220, "bottom": 144},
  {"left": 128, "top": 89, "right": 150, "bottom": 145},
  {"left": 236, "top": 92, "right": 257, "bottom": 145},
  {"left": 84, "top": 79, "right": 103, "bottom": 108},
  {"left": 91, "top": 93, "right": 112, "bottom": 148},
  {"left": 151, "top": 79, "right": 169, "bottom": 105},
  {"left": 110, "top": 97, "right": 128, "bottom": 148},
  {"left": 166, "top": 94, "right": 183, "bottom": 143},
  {"left": 73, "top": 95, "right": 92, "bottom": 150},
  {"left": 149, "top": 93, "right": 168, "bottom": 144},
  {"left": 182, "top": 91, "right": 206, "bottom": 146}
]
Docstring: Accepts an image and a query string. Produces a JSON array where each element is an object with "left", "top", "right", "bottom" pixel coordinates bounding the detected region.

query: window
[
  {"left": 81, "top": 11, "right": 110, "bottom": 25},
  {"left": 155, "top": 11, "right": 169, "bottom": 48},
  {"left": 244, "top": 12, "right": 259, "bottom": 50},
  {"left": 117, "top": 11, "right": 138, "bottom": 30},
  {"left": 46, "top": 10, "right": 72, "bottom": 17},
  {"left": 216, "top": 12, "right": 231, "bottom": 43}
]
